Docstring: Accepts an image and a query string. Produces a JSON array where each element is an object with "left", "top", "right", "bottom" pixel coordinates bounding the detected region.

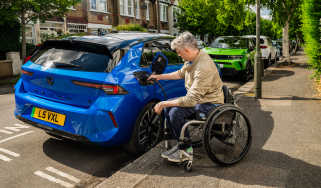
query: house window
[
  {"left": 173, "top": 7, "right": 180, "bottom": 23},
  {"left": 145, "top": 1, "right": 149, "bottom": 20},
  {"left": 160, "top": 3, "right": 168, "bottom": 22},
  {"left": 90, "top": 0, "right": 107, "bottom": 13},
  {"left": 128, "top": 0, "right": 133, "bottom": 16},
  {"left": 120, "top": 0, "right": 134, "bottom": 17},
  {"left": 135, "top": 0, "right": 140, "bottom": 19}
]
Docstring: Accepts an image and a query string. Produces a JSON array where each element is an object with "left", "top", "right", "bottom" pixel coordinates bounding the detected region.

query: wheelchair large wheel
[{"left": 203, "top": 105, "right": 252, "bottom": 166}]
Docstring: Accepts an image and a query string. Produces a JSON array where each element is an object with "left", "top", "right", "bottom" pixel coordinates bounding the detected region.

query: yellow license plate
[{"left": 31, "top": 107, "right": 66, "bottom": 126}]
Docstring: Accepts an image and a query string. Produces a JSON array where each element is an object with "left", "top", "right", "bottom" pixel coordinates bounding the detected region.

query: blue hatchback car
[{"left": 14, "top": 32, "right": 186, "bottom": 154}]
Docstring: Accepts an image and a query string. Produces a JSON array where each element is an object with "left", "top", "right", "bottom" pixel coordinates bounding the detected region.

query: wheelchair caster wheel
[{"left": 184, "top": 161, "right": 193, "bottom": 172}]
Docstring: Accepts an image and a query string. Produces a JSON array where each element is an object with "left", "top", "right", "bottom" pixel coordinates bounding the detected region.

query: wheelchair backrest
[{"left": 222, "top": 85, "right": 234, "bottom": 104}]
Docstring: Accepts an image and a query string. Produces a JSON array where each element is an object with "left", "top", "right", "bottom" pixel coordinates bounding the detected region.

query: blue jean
[{"left": 163, "top": 103, "right": 219, "bottom": 140}]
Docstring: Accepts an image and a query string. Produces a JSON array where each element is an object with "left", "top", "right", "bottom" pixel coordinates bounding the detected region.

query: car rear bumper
[
  {"left": 16, "top": 115, "right": 90, "bottom": 142},
  {"left": 14, "top": 80, "right": 126, "bottom": 146}
]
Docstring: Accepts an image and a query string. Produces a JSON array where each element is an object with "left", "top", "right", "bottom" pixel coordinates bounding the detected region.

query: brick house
[{"left": 26, "top": 0, "right": 180, "bottom": 44}]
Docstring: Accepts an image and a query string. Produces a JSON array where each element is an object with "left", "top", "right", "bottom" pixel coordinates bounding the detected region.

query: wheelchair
[{"left": 163, "top": 85, "right": 252, "bottom": 172}]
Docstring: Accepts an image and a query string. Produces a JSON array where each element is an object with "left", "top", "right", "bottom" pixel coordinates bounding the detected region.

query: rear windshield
[{"left": 31, "top": 48, "right": 110, "bottom": 72}]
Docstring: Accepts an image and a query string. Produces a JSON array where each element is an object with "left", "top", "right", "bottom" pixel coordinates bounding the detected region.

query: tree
[
  {"left": 6, "top": 0, "right": 79, "bottom": 59},
  {"left": 176, "top": 0, "right": 250, "bottom": 40},
  {"left": 289, "top": 5, "right": 303, "bottom": 54},
  {"left": 176, "top": 0, "right": 218, "bottom": 38},
  {"left": 261, "top": 0, "right": 302, "bottom": 62},
  {"left": 0, "top": 0, "right": 17, "bottom": 25}
]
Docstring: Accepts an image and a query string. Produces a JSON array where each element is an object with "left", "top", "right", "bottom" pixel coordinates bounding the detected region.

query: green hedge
[
  {"left": 302, "top": 0, "right": 321, "bottom": 78},
  {"left": 0, "top": 21, "right": 20, "bottom": 60},
  {"left": 41, "top": 32, "right": 88, "bottom": 42},
  {"left": 115, "top": 24, "right": 147, "bottom": 32}
]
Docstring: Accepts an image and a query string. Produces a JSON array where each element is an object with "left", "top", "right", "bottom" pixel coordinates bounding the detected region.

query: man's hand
[
  {"left": 153, "top": 100, "right": 180, "bottom": 115},
  {"left": 153, "top": 101, "right": 166, "bottom": 115},
  {"left": 148, "top": 74, "right": 161, "bottom": 81},
  {"left": 147, "top": 71, "right": 182, "bottom": 81}
]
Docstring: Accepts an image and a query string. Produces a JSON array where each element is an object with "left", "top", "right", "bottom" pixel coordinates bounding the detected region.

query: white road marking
[
  {"left": 0, "top": 131, "right": 34, "bottom": 144},
  {"left": 34, "top": 171, "right": 74, "bottom": 188},
  {"left": 4, "top": 123, "right": 30, "bottom": 132},
  {"left": 0, "top": 130, "right": 13, "bottom": 134},
  {"left": 0, "top": 148, "right": 20, "bottom": 157},
  {"left": 0, "top": 154, "right": 12, "bottom": 162},
  {"left": 46, "top": 167, "right": 80, "bottom": 183}
]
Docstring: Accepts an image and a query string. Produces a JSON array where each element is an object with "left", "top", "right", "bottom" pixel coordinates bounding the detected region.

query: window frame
[
  {"left": 173, "top": 6, "right": 180, "bottom": 23},
  {"left": 145, "top": 1, "right": 150, "bottom": 20},
  {"left": 159, "top": 3, "right": 168, "bottom": 22},
  {"left": 120, "top": 0, "right": 134, "bottom": 17},
  {"left": 135, "top": 0, "right": 140, "bottom": 19},
  {"left": 90, "top": 0, "right": 108, "bottom": 13}
]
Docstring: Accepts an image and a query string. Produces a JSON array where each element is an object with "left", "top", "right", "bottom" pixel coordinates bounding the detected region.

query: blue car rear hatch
[{"left": 21, "top": 40, "right": 115, "bottom": 108}]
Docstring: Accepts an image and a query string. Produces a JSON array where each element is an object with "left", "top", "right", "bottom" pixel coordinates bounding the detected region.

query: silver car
[{"left": 243, "top": 35, "right": 277, "bottom": 67}]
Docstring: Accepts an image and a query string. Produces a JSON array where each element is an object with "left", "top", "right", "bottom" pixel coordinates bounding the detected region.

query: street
[
  {"left": 0, "top": 94, "right": 134, "bottom": 188},
  {"left": 0, "top": 78, "right": 243, "bottom": 188}
]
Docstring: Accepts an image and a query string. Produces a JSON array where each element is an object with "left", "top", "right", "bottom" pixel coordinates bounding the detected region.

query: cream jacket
[{"left": 174, "top": 50, "right": 224, "bottom": 107}]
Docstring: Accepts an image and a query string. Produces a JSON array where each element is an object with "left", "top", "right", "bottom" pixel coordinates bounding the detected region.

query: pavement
[{"left": 96, "top": 50, "right": 321, "bottom": 188}]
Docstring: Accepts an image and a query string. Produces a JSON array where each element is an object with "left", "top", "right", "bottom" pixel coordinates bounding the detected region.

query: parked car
[
  {"left": 203, "top": 36, "right": 255, "bottom": 81},
  {"left": 197, "top": 39, "right": 206, "bottom": 49},
  {"left": 14, "top": 32, "right": 186, "bottom": 154},
  {"left": 272, "top": 40, "right": 281, "bottom": 60},
  {"left": 242, "top": 35, "right": 277, "bottom": 67}
]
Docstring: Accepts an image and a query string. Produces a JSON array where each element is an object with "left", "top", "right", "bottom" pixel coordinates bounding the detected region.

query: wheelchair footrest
[{"left": 178, "top": 138, "right": 192, "bottom": 150}]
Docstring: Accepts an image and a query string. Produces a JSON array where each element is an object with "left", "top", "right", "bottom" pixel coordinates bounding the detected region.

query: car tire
[
  {"left": 124, "top": 101, "right": 164, "bottom": 155},
  {"left": 273, "top": 54, "right": 277, "bottom": 64},
  {"left": 265, "top": 55, "right": 271, "bottom": 68},
  {"left": 240, "top": 61, "right": 253, "bottom": 82}
]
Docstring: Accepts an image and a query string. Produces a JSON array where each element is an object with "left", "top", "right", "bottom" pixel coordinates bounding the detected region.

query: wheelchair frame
[{"left": 163, "top": 86, "right": 252, "bottom": 172}]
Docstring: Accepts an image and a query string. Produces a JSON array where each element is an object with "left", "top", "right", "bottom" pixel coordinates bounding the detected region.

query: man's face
[{"left": 176, "top": 47, "right": 194, "bottom": 62}]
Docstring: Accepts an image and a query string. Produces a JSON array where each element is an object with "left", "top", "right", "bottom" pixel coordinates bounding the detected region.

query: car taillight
[
  {"left": 21, "top": 69, "right": 33, "bottom": 76},
  {"left": 72, "top": 81, "right": 128, "bottom": 95},
  {"left": 23, "top": 56, "right": 31, "bottom": 64},
  {"left": 260, "top": 45, "right": 267, "bottom": 49}
]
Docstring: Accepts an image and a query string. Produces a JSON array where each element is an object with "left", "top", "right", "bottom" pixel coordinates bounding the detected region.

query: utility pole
[{"left": 254, "top": 0, "right": 262, "bottom": 99}]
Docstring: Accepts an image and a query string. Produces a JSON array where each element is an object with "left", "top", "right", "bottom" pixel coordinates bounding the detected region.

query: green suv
[{"left": 203, "top": 36, "right": 255, "bottom": 81}]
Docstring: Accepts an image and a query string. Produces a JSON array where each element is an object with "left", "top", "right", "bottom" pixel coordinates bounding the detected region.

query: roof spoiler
[{"left": 41, "top": 40, "right": 113, "bottom": 58}]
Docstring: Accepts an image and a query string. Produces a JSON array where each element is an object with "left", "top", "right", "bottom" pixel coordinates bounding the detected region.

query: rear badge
[{"left": 46, "top": 76, "right": 54, "bottom": 86}]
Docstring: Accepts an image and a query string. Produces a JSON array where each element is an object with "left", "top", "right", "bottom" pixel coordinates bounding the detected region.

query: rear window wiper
[{"left": 53, "top": 62, "right": 81, "bottom": 69}]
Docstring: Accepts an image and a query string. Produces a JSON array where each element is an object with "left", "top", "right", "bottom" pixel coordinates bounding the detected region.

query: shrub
[
  {"left": 41, "top": 32, "right": 88, "bottom": 42},
  {"left": 0, "top": 21, "right": 20, "bottom": 60},
  {"left": 302, "top": 0, "right": 321, "bottom": 78},
  {"left": 115, "top": 24, "right": 147, "bottom": 32}
]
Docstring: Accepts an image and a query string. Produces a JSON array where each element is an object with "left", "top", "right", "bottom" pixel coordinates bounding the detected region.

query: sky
[{"left": 249, "top": 5, "right": 272, "bottom": 20}]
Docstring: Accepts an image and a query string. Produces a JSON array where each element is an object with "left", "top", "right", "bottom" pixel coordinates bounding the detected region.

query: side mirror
[{"left": 151, "top": 52, "right": 168, "bottom": 74}]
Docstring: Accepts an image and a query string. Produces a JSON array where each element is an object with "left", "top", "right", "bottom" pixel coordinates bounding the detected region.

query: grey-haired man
[{"left": 148, "top": 31, "right": 224, "bottom": 162}]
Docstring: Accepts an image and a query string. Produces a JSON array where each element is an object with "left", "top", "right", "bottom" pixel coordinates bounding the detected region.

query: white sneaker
[
  {"left": 167, "top": 146, "right": 193, "bottom": 163},
  {"left": 161, "top": 144, "right": 178, "bottom": 159}
]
